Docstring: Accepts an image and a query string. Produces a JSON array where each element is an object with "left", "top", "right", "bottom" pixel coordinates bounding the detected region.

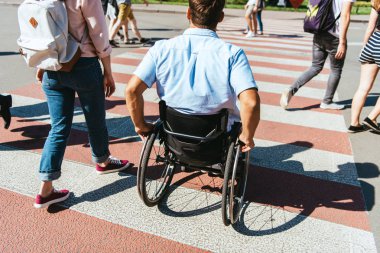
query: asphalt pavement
[{"left": 0, "top": 3, "right": 379, "bottom": 252}]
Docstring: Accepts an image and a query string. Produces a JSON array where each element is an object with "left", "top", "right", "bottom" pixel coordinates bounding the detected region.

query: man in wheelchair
[
  {"left": 126, "top": 0, "right": 260, "bottom": 151},
  {"left": 125, "top": 0, "right": 260, "bottom": 225}
]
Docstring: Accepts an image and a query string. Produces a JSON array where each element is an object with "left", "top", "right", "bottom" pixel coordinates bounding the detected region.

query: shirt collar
[{"left": 183, "top": 28, "right": 219, "bottom": 38}]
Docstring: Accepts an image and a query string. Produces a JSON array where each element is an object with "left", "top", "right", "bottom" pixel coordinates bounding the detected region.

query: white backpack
[{"left": 17, "top": 0, "right": 79, "bottom": 71}]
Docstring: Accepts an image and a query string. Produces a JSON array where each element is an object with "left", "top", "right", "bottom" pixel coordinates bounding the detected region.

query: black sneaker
[
  {"left": 117, "top": 30, "right": 124, "bottom": 41},
  {"left": 0, "top": 94, "right": 12, "bottom": 129},
  {"left": 363, "top": 117, "right": 380, "bottom": 133},
  {"left": 109, "top": 40, "right": 119, "bottom": 48},
  {"left": 139, "top": 38, "right": 149, "bottom": 43},
  {"left": 347, "top": 124, "right": 367, "bottom": 133},
  {"left": 124, "top": 39, "right": 135, "bottom": 45}
]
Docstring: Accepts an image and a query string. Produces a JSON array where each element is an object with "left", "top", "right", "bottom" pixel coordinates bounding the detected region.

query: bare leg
[
  {"left": 368, "top": 96, "right": 380, "bottom": 122},
  {"left": 109, "top": 19, "right": 123, "bottom": 40},
  {"left": 245, "top": 13, "right": 253, "bottom": 32},
  {"left": 108, "top": 18, "right": 117, "bottom": 37},
  {"left": 252, "top": 12, "right": 258, "bottom": 34},
  {"left": 130, "top": 18, "right": 142, "bottom": 40},
  {"left": 350, "top": 63, "right": 379, "bottom": 126},
  {"left": 122, "top": 20, "right": 129, "bottom": 43}
]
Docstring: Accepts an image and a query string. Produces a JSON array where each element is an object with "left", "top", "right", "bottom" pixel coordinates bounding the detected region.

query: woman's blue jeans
[
  {"left": 257, "top": 11, "right": 263, "bottom": 32},
  {"left": 39, "top": 57, "right": 110, "bottom": 181}
]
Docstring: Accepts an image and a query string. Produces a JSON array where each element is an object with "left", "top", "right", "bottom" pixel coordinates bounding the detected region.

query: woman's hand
[
  {"left": 103, "top": 71, "right": 116, "bottom": 97},
  {"left": 36, "top": 69, "right": 44, "bottom": 85}
]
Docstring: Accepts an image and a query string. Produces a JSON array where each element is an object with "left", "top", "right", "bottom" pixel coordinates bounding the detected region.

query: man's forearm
[
  {"left": 126, "top": 92, "right": 145, "bottom": 128},
  {"left": 240, "top": 90, "right": 260, "bottom": 141}
]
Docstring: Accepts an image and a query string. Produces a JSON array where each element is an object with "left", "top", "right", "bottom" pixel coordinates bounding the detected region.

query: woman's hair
[
  {"left": 372, "top": 0, "right": 380, "bottom": 11},
  {"left": 189, "top": 0, "right": 225, "bottom": 29}
]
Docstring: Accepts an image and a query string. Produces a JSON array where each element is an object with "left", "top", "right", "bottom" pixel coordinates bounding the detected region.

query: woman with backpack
[
  {"left": 349, "top": 0, "right": 380, "bottom": 133},
  {"left": 33, "top": 0, "right": 130, "bottom": 208}
]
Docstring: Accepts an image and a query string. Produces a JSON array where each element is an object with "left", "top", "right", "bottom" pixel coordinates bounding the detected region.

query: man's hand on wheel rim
[
  {"left": 238, "top": 133, "right": 255, "bottom": 152},
  {"left": 135, "top": 122, "right": 154, "bottom": 140}
]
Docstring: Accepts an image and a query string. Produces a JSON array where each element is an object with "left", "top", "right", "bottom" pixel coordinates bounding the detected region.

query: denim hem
[
  {"left": 39, "top": 171, "right": 61, "bottom": 181},
  {"left": 92, "top": 151, "right": 110, "bottom": 164}
]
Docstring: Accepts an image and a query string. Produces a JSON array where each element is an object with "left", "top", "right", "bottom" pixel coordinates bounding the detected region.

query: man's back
[{"left": 134, "top": 28, "right": 257, "bottom": 125}]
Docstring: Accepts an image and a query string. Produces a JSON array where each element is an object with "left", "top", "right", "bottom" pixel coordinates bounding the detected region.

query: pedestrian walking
[
  {"left": 0, "top": 94, "right": 12, "bottom": 129},
  {"left": 109, "top": 0, "right": 149, "bottom": 47},
  {"left": 280, "top": 0, "right": 355, "bottom": 110},
  {"left": 32, "top": 0, "right": 130, "bottom": 208},
  {"left": 244, "top": 0, "right": 258, "bottom": 38},
  {"left": 349, "top": 0, "right": 380, "bottom": 133},
  {"left": 256, "top": 0, "right": 264, "bottom": 35},
  {"left": 106, "top": 0, "right": 126, "bottom": 47}
]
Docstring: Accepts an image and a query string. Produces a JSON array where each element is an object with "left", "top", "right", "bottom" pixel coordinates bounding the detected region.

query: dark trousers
[
  {"left": 101, "top": 0, "right": 109, "bottom": 15},
  {"left": 289, "top": 32, "right": 345, "bottom": 104},
  {"left": 257, "top": 10, "right": 263, "bottom": 32}
]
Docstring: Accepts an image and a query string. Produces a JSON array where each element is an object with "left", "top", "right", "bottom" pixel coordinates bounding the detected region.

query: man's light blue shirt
[{"left": 134, "top": 28, "right": 258, "bottom": 128}]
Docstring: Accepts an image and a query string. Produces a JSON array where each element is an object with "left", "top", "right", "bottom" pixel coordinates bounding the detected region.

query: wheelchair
[{"left": 137, "top": 101, "right": 250, "bottom": 226}]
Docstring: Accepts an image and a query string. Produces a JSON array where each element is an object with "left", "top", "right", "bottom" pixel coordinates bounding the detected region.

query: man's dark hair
[{"left": 189, "top": 0, "right": 225, "bottom": 29}]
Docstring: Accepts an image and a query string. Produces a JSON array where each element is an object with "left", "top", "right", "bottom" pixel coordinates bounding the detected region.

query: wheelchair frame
[{"left": 137, "top": 119, "right": 250, "bottom": 226}]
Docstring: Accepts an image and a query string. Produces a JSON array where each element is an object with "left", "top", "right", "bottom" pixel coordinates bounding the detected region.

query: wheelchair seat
[{"left": 159, "top": 101, "right": 229, "bottom": 166}]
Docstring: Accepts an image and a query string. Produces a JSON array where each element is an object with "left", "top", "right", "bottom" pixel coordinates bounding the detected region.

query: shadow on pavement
[
  {"left": 0, "top": 100, "right": 153, "bottom": 151},
  {"left": 158, "top": 171, "right": 222, "bottom": 217},
  {"left": 150, "top": 141, "right": 376, "bottom": 236},
  {"left": 233, "top": 161, "right": 378, "bottom": 236},
  {"left": 47, "top": 172, "right": 136, "bottom": 213},
  {"left": 266, "top": 34, "right": 305, "bottom": 38},
  {"left": 0, "top": 51, "right": 20, "bottom": 56},
  {"left": 116, "top": 37, "right": 169, "bottom": 48},
  {"left": 356, "top": 162, "right": 379, "bottom": 211},
  {"left": 337, "top": 93, "right": 380, "bottom": 109}
]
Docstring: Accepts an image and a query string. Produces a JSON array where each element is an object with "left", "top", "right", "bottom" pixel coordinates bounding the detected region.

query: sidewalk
[{"left": 0, "top": 1, "right": 369, "bottom": 22}]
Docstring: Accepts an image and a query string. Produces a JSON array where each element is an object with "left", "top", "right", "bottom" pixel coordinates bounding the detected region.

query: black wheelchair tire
[
  {"left": 221, "top": 142, "right": 249, "bottom": 226},
  {"left": 138, "top": 127, "right": 175, "bottom": 207},
  {"left": 221, "top": 142, "right": 235, "bottom": 226}
]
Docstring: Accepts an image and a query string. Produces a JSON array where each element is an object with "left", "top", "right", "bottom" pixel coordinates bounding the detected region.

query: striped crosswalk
[{"left": 0, "top": 16, "right": 377, "bottom": 252}]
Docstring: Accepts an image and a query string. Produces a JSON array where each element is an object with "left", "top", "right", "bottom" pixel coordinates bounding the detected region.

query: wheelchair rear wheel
[
  {"left": 138, "top": 125, "right": 175, "bottom": 207},
  {"left": 221, "top": 141, "right": 249, "bottom": 226}
]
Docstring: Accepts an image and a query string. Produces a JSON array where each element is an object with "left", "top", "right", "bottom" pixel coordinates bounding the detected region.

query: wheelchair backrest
[{"left": 159, "top": 101, "right": 229, "bottom": 166}]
